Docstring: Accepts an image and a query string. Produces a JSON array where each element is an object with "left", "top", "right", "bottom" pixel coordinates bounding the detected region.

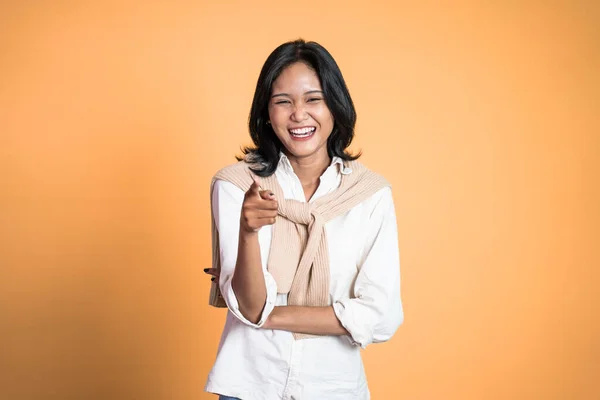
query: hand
[
  {"left": 204, "top": 177, "right": 277, "bottom": 285},
  {"left": 239, "top": 176, "right": 278, "bottom": 234},
  {"left": 203, "top": 267, "right": 219, "bottom": 282}
]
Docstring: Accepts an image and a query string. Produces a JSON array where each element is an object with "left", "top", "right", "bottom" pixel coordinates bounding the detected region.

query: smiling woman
[
  {"left": 203, "top": 39, "right": 403, "bottom": 400},
  {"left": 268, "top": 63, "right": 335, "bottom": 173},
  {"left": 243, "top": 40, "right": 360, "bottom": 179}
]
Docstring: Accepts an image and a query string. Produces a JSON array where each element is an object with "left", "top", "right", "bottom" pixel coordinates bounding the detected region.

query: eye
[
  {"left": 307, "top": 97, "right": 322, "bottom": 103},
  {"left": 275, "top": 100, "right": 291, "bottom": 105}
]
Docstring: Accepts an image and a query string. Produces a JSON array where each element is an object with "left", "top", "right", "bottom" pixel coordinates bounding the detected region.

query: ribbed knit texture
[{"left": 209, "top": 159, "right": 390, "bottom": 339}]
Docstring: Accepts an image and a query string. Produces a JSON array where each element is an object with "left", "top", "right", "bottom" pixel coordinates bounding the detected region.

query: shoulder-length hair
[{"left": 240, "top": 39, "right": 360, "bottom": 176}]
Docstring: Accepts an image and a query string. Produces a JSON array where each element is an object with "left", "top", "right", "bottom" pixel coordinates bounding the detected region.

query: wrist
[{"left": 239, "top": 228, "right": 259, "bottom": 240}]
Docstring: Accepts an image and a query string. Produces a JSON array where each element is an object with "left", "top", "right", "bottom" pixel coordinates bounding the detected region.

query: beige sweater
[{"left": 209, "top": 159, "right": 390, "bottom": 338}]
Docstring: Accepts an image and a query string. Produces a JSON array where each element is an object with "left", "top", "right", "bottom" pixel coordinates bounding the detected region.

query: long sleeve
[
  {"left": 332, "top": 187, "right": 404, "bottom": 348},
  {"left": 212, "top": 179, "right": 278, "bottom": 327}
]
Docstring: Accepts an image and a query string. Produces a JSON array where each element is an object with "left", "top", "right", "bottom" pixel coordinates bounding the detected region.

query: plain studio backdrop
[{"left": 1, "top": 1, "right": 598, "bottom": 399}]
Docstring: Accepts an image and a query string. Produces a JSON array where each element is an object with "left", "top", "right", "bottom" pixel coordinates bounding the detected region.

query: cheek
[
  {"left": 318, "top": 108, "right": 335, "bottom": 130},
  {"left": 269, "top": 107, "right": 288, "bottom": 126}
]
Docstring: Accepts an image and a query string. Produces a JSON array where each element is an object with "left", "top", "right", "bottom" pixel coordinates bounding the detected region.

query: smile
[{"left": 288, "top": 126, "right": 316, "bottom": 139}]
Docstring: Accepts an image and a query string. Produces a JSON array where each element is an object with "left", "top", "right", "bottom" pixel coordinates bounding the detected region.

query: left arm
[
  {"left": 263, "top": 306, "right": 349, "bottom": 336},
  {"left": 263, "top": 187, "right": 403, "bottom": 346}
]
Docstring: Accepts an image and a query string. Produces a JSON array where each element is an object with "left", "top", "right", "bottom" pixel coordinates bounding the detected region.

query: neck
[{"left": 285, "top": 150, "right": 331, "bottom": 186}]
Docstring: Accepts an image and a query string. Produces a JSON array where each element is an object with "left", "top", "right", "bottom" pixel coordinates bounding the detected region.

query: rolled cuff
[
  {"left": 333, "top": 300, "right": 375, "bottom": 349},
  {"left": 333, "top": 298, "right": 403, "bottom": 349}
]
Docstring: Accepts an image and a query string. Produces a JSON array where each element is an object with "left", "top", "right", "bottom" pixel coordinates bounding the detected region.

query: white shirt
[{"left": 205, "top": 155, "right": 403, "bottom": 400}]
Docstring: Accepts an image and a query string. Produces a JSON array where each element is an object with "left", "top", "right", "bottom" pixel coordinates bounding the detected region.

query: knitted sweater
[{"left": 209, "top": 160, "right": 390, "bottom": 337}]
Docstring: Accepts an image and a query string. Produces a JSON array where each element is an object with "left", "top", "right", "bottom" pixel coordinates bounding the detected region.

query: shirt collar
[
  {"left": 278, "top": 152, "right": 294, "bottom": 172},
  {"left": 278, "top": 152, "right": 353, "bottom": 175}
]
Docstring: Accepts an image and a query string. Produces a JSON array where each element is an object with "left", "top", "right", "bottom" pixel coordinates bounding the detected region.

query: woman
[{"left": 203, "top": 39, "right": 403, "bottom": 400}]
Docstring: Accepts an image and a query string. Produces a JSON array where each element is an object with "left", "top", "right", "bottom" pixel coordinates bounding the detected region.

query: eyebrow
[{"left": 271, "top": 90, "right": 323, "bottom": 99}]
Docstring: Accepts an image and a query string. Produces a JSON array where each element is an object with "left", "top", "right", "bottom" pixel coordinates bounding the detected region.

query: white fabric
[{"left": 205, "top": 155, "right": 403, "bottom": 400}]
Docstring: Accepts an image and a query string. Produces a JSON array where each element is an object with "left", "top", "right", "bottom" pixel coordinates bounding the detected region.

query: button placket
[{"left": 282, "top": 340, "right": 303, "bottom": 399}]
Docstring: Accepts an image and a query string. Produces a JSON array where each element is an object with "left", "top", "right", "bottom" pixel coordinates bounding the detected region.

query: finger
[
  {"left": 244, "top": 198, "right": 277, "bottom": 211},
  {"left": 247, "top": 176, "right": 261, "bottom": 196},
  {"left": 251, "top": 207, "right": 278, "bottom": 217},
  {"left": 257, "top": 198, "right": 278, "bottom": 210},
  {"left": 255, "top": 216, "right": 277, "bottom": 225},
  {"left": 259, "top": 189, "right": 276, "bottom": 200},
  {"left": 255, "top": 207, "right": 278, "bottom": 218},
  {"left": 203, "top": 268, "right": 219, "bottom": 277},
  {"left": 243, "top": 204, "right": 277, "bottom": 218},
  {"left": 246, "top": 217, "right": 277, "bottom": 231}
]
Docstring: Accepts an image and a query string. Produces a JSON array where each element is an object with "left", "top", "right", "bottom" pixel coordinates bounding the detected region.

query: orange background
[{"left": 1, "top": 1, "right": 598, "bottom": 399}]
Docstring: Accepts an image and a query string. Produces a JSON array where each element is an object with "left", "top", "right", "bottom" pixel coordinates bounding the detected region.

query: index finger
[{"left": 248, "top": 176, "right": 261, "bottom": 195}]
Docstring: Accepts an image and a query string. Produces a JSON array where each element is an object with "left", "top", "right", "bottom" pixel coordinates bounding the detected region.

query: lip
[
  {"left": 288, "top": 125, "right": 316, "bottom": 131},
  {"left": 287, "top": 126, "right": 316, "bottom": 141}
]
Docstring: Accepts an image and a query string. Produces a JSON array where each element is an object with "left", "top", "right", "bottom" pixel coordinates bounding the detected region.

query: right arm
[
  {"left": 211, "top": 177, "right": 278, "bottom": 325},
  {"left": 232, "top": 231, "right": 267, "bottom": 323}
]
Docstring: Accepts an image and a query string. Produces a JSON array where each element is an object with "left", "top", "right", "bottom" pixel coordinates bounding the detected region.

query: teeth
[{"left": 290, "top": 127, "right": 315, "bottom": 135}]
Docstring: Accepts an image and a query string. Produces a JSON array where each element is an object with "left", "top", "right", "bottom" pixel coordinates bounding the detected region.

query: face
[{"left": 268, "top": 62, "right": 334, "bottom": 162}]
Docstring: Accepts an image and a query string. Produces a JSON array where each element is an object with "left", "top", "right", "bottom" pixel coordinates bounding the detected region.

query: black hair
[{"left": 239, "top": 39, "right": 360, "bottom": 176}]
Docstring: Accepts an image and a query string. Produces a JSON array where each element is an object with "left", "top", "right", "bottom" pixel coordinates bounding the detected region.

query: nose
[{"left": 291, "top": 104, "right": 308, "bottom": 122}]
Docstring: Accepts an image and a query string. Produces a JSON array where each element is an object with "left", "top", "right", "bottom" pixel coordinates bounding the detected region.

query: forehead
[{"left": 271, "top": 62, "right": 322, "bottom": 93}]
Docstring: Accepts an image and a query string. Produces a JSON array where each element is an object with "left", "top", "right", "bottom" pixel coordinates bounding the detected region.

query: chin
[{"left": 285, "top": 144, "right": 321, "bottom": 158}]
